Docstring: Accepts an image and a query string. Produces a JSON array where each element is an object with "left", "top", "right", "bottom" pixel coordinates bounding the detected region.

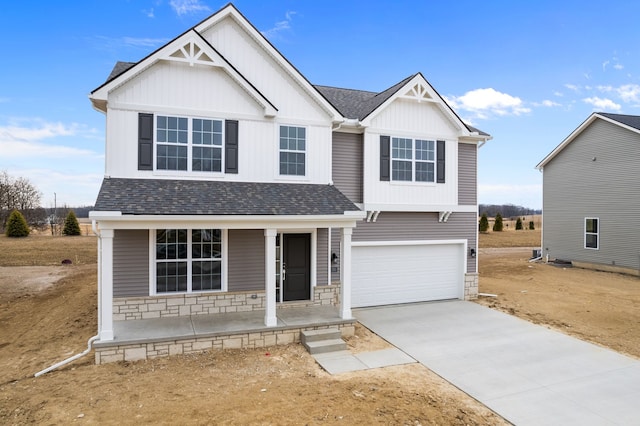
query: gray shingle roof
[
  {"left": 598, "top": 112, "right": 640, "bottom": 131},
  {"left": 315, "top": 74, "right": 415, "bottom": 120},
  {"left": 93, "top": 178, "right": 361, "bottom": 216},
  {"left": 107, "top": 61, "right": 135, "bottom": 82}
]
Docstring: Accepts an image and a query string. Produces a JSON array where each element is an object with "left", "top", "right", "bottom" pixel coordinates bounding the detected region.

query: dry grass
[
  {"left": 0, "top": 234, "right": 97, "bottom": 266},
  {"left": 479, "top": 229, "right": 541, "bottom": 248}
]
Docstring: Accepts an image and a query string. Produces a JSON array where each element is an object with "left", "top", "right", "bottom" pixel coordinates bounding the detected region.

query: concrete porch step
[
  {"left": 300, "top": 328, "right": 342, "bottom": 344},
  {"left": 304, "top": 338, "right": 348, "bottom": 355}
]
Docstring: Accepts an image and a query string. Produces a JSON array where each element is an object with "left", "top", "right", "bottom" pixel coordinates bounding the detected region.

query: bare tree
[{"left": 0, "top": 171, "right": 43, "bottom": 231}]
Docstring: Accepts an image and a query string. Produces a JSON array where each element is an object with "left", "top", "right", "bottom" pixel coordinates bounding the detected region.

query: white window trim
[
  {"left": 148, "top": 228, "right": 228, "bottom": 296},
  {"left": 277, "top": 124, "right": 308, "bottom": 179},
  {"left": 154, "top": 114, "right": 225, "bottom": 175},
  {"left": 391, "top": 136, "right": 436, "bottom": 183},
  {"left": 584, "top": 217, "right": 599, "bottom": 250}
]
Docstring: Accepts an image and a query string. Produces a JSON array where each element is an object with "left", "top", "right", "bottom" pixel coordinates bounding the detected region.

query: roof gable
[
  {"left": 537, "top": 112, "right": 640, "bottom": 169},
  {"left": 193, "top": 4, "right": 342, "bottom": 122},
  {"left": 91, "top": 29, "right": 276, "bottom": 117}
]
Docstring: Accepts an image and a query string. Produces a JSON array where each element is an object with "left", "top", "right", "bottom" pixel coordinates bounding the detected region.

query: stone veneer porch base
[{"left": 94, "top": 323, "right": 355, "bottom": 364}]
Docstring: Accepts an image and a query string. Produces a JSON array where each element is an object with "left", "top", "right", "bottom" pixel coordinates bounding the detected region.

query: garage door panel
[{"left": 352, "top": 243, "right": 463, "bottom": 308}]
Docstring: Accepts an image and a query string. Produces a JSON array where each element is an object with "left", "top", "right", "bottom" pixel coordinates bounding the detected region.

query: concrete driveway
[{"left": 355, "top": 300, "right": 640, "bottom": 426}]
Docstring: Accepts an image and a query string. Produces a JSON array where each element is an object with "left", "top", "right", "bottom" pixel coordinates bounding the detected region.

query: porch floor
[{"left": 95, "top": 305, "right": 355, "bottom": 348}]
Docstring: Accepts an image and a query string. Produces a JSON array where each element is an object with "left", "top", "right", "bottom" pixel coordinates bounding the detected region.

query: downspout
[{"left": 34, "top": 220, "right": 102, "bottom": 377}]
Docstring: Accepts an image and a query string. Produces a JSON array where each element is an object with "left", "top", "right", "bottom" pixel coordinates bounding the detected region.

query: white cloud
[
  {"left": 446, "top": 88, "right": 530, "bottom": 120},
  {"left": 602, "top": 60, "right": 610, "bottom": 71},
  {"left": 613, "top": 63, "right": 624, "bottom": 70},
  {"left": 564, "top": 84, "right": 580, "bottom": 92},
  {"left": 553, "top": 91, "right": 563, "bottom": 97},
  {"left": 262, "top": 11, "right": 297, "bottom": 39},
  {"left": 0, "top": 120, "right": 102, "bottom": 160},
  {"left": 531, "top": 100, "right": 561, "bottom": 108},
  {"left": 169, "top": 0, "right": 210, "bottom": 16},
  {"left": 92, "top": 35, "right": 169, "bottom": 50},
  {"left": 616, "top": 84, "right": 640, "bottom": 103},
  {"left": 18, "top": 168, "right": 104, "bottom": 207},
  {"left": 143, "top": 8, "right": 154, "bottom": 18},
  {"left": 582, "top": 97, "right": 621, "bottom": 111}
]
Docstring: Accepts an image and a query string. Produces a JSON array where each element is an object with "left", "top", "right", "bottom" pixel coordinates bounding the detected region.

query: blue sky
[{"left": 2, "top": 1, "right": 640, "bottom": 210}]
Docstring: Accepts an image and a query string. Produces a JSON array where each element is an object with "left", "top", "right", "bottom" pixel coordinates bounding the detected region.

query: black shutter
[
  {"left": 436, "top": 140, "right": 445, "bottom": 183},
  {"left": 380, "top": 135, "right": 390, "bottom": 181},
  {"left": 225, "top": 120, "right": 239, "bottom": 174},
  {"left": 138, "top": 113, "right": 154, "bottom": 170}
]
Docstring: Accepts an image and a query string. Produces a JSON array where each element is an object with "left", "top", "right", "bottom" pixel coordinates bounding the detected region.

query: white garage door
[{"left": 352, "top": 242, "right": 464, "bottom": 308}]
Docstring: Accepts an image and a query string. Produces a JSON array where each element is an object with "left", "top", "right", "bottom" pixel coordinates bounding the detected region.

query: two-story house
[{"left": 89, "top": 3, "right": 490, "bottom": 363}]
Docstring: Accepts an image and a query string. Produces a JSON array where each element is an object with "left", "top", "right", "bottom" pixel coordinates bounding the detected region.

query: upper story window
[
  {"left": 156, "top": 116, "right": 223, "bottom": 172},
  {"left": 585, "top": 218, "right": 599, "bottom": 249},
  {"left": 279, "top": 125, "right": 306, "bottom": 176},
  {"left": 391, "top": 137, "right": 436, "bottom": 182}
]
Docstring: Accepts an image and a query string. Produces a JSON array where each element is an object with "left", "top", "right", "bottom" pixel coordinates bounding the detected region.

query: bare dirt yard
[
  {"left": 1, "top": 228, "right": 638, "bottom": 424},
  {"left": 477, "top": 238, "right": 640, "bottom": 359},
  {"left": 0, "top": 234, "right": 505, "bottom": 425}
]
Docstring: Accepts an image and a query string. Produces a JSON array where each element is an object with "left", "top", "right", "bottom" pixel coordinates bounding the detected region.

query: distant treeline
[{"left": 479, "top": 204, "right": 541, "bottom": 218}]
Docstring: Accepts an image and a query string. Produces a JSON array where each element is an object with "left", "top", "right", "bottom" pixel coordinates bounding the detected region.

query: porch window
[
  {"left": 585, "top": 218, "right": 599, "bottom": 249},
  {"left": 155, "top": 229, "right": 222, "bottom": 294},
  {"left": 279, "top": 125, "right": 306, "bottom": 176}
]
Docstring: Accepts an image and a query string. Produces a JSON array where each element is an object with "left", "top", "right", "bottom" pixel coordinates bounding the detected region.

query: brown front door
[{"left": 282, "top": 234, "right": 311, "bottom": 301}]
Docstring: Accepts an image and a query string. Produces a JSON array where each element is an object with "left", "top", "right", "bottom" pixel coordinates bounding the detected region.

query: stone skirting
[
  {"left": 113, "top": 285, "right": 341, "bottom": 321},
  {"left": 464, "top": 273, "right": 479, "bottom": 300},
  {"left": 94, "top": 323, "right": 355, "bottom": 364}
]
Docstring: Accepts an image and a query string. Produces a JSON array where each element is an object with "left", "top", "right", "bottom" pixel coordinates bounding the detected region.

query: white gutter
[{"left": 34, "top": 219, "right": 102, "bottom": 377}]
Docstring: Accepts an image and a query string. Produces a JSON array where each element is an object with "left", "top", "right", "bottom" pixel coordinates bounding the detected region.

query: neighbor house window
[
  {"left": 391, "top": 137, "right": 436, "bottom": 182},
  {"left": 155, "top": 229, "right": 222, "bottom": 294},
  {"left": 585, "top": 218, "right": 599, "bottom": 249},
  {"left": 156, "top": 116, "right": 223, "bottom": 172},
  {"left": 279, "top": 125, "right": 306, "bottom": 176}
]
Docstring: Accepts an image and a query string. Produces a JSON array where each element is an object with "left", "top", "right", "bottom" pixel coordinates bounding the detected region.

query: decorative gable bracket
[
  {"left": 165, "top": 40, "right": 217, "bottom": 67},
  {"left": 401, "top": 82, "right": 438, "bottom": 103}
]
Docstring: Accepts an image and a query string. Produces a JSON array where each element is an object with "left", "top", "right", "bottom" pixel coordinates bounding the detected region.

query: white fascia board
[
  {"left": 91, "top": 213, "right": 365, "bottom": 230},
  {"left": 362, "top": 203, "right": 477, "bottom": 213},
  {"left": 194, "top": 5, "right": 342, "bottom": 122},
  {"left": 89, "top": 211, "right": 122, "bottom": 218},
  {"left": 538, "top": 112, "right": 640, "bottom": 170},
  {"left": 536, "top": 113, "right": 599, "bottom": 170},
  {"left": 90, "top": 30, "right": 277, "bottom": 118}
]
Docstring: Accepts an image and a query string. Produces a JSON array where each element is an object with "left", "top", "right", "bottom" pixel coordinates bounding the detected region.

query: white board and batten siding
[
  {"left": 198, "top": 16, "right": 332, "bottom": 123},
  {"left": 362, "top": 99, "right": 463, "bottom": 209},
  {"left": 104, "top": 62, "right": 333, "bottom": 184}
]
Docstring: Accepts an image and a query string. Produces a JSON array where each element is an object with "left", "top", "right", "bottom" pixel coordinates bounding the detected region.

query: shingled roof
[
  {"left": 599, "top": 112, "right": 640, "bottom": 131},
  {"left": 315, "top": 75, "right": 415, "bottom": 120},
  {"left": 93, "top": 178, "right": 360, "bottom": 216}
]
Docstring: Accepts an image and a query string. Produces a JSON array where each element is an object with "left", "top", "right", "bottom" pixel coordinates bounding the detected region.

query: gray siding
[
  {"left": 317, "top": 228, "right": 329, "bottom": 286},
  {"left": 332, "top": 132, "right": 363, "bottom": 203},
  {"left": 228, "top": 229, "right": 265, "bottom": 292},
  {"left": 353, "top": 212, "right": 477, "bottom": 273},
  {"left": 113, "top": 230, "right": 149, "bottom": 298},
  {"left": 542, "top": 119, "right": 640, "bottom": 270},
  {"left": 458, "top": 143, "right": 477, "bottom": 205}
]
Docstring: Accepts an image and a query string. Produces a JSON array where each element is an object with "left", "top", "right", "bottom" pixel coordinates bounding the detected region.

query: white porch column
[
  {"left": 99, "top": 229, "right": 114, "bottom": 340},
  {"left": 264, "top": 228, "right": 278, "bottom": 327},
  {"left": 339, "top": 227, "right": 353, "bottom": 319}
]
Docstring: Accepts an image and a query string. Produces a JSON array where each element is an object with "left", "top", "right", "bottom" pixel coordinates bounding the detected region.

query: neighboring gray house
[
  {"left": 88, "top": 3, "right": 491, "bottom": 363},
  {"left": 536, "top": 112, "right": 640, "bottom": 275}
]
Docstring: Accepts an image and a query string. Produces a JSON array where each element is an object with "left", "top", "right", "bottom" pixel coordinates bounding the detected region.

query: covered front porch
[{"left": 93, "top": 305, "right": 356, "bottom": 364}]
